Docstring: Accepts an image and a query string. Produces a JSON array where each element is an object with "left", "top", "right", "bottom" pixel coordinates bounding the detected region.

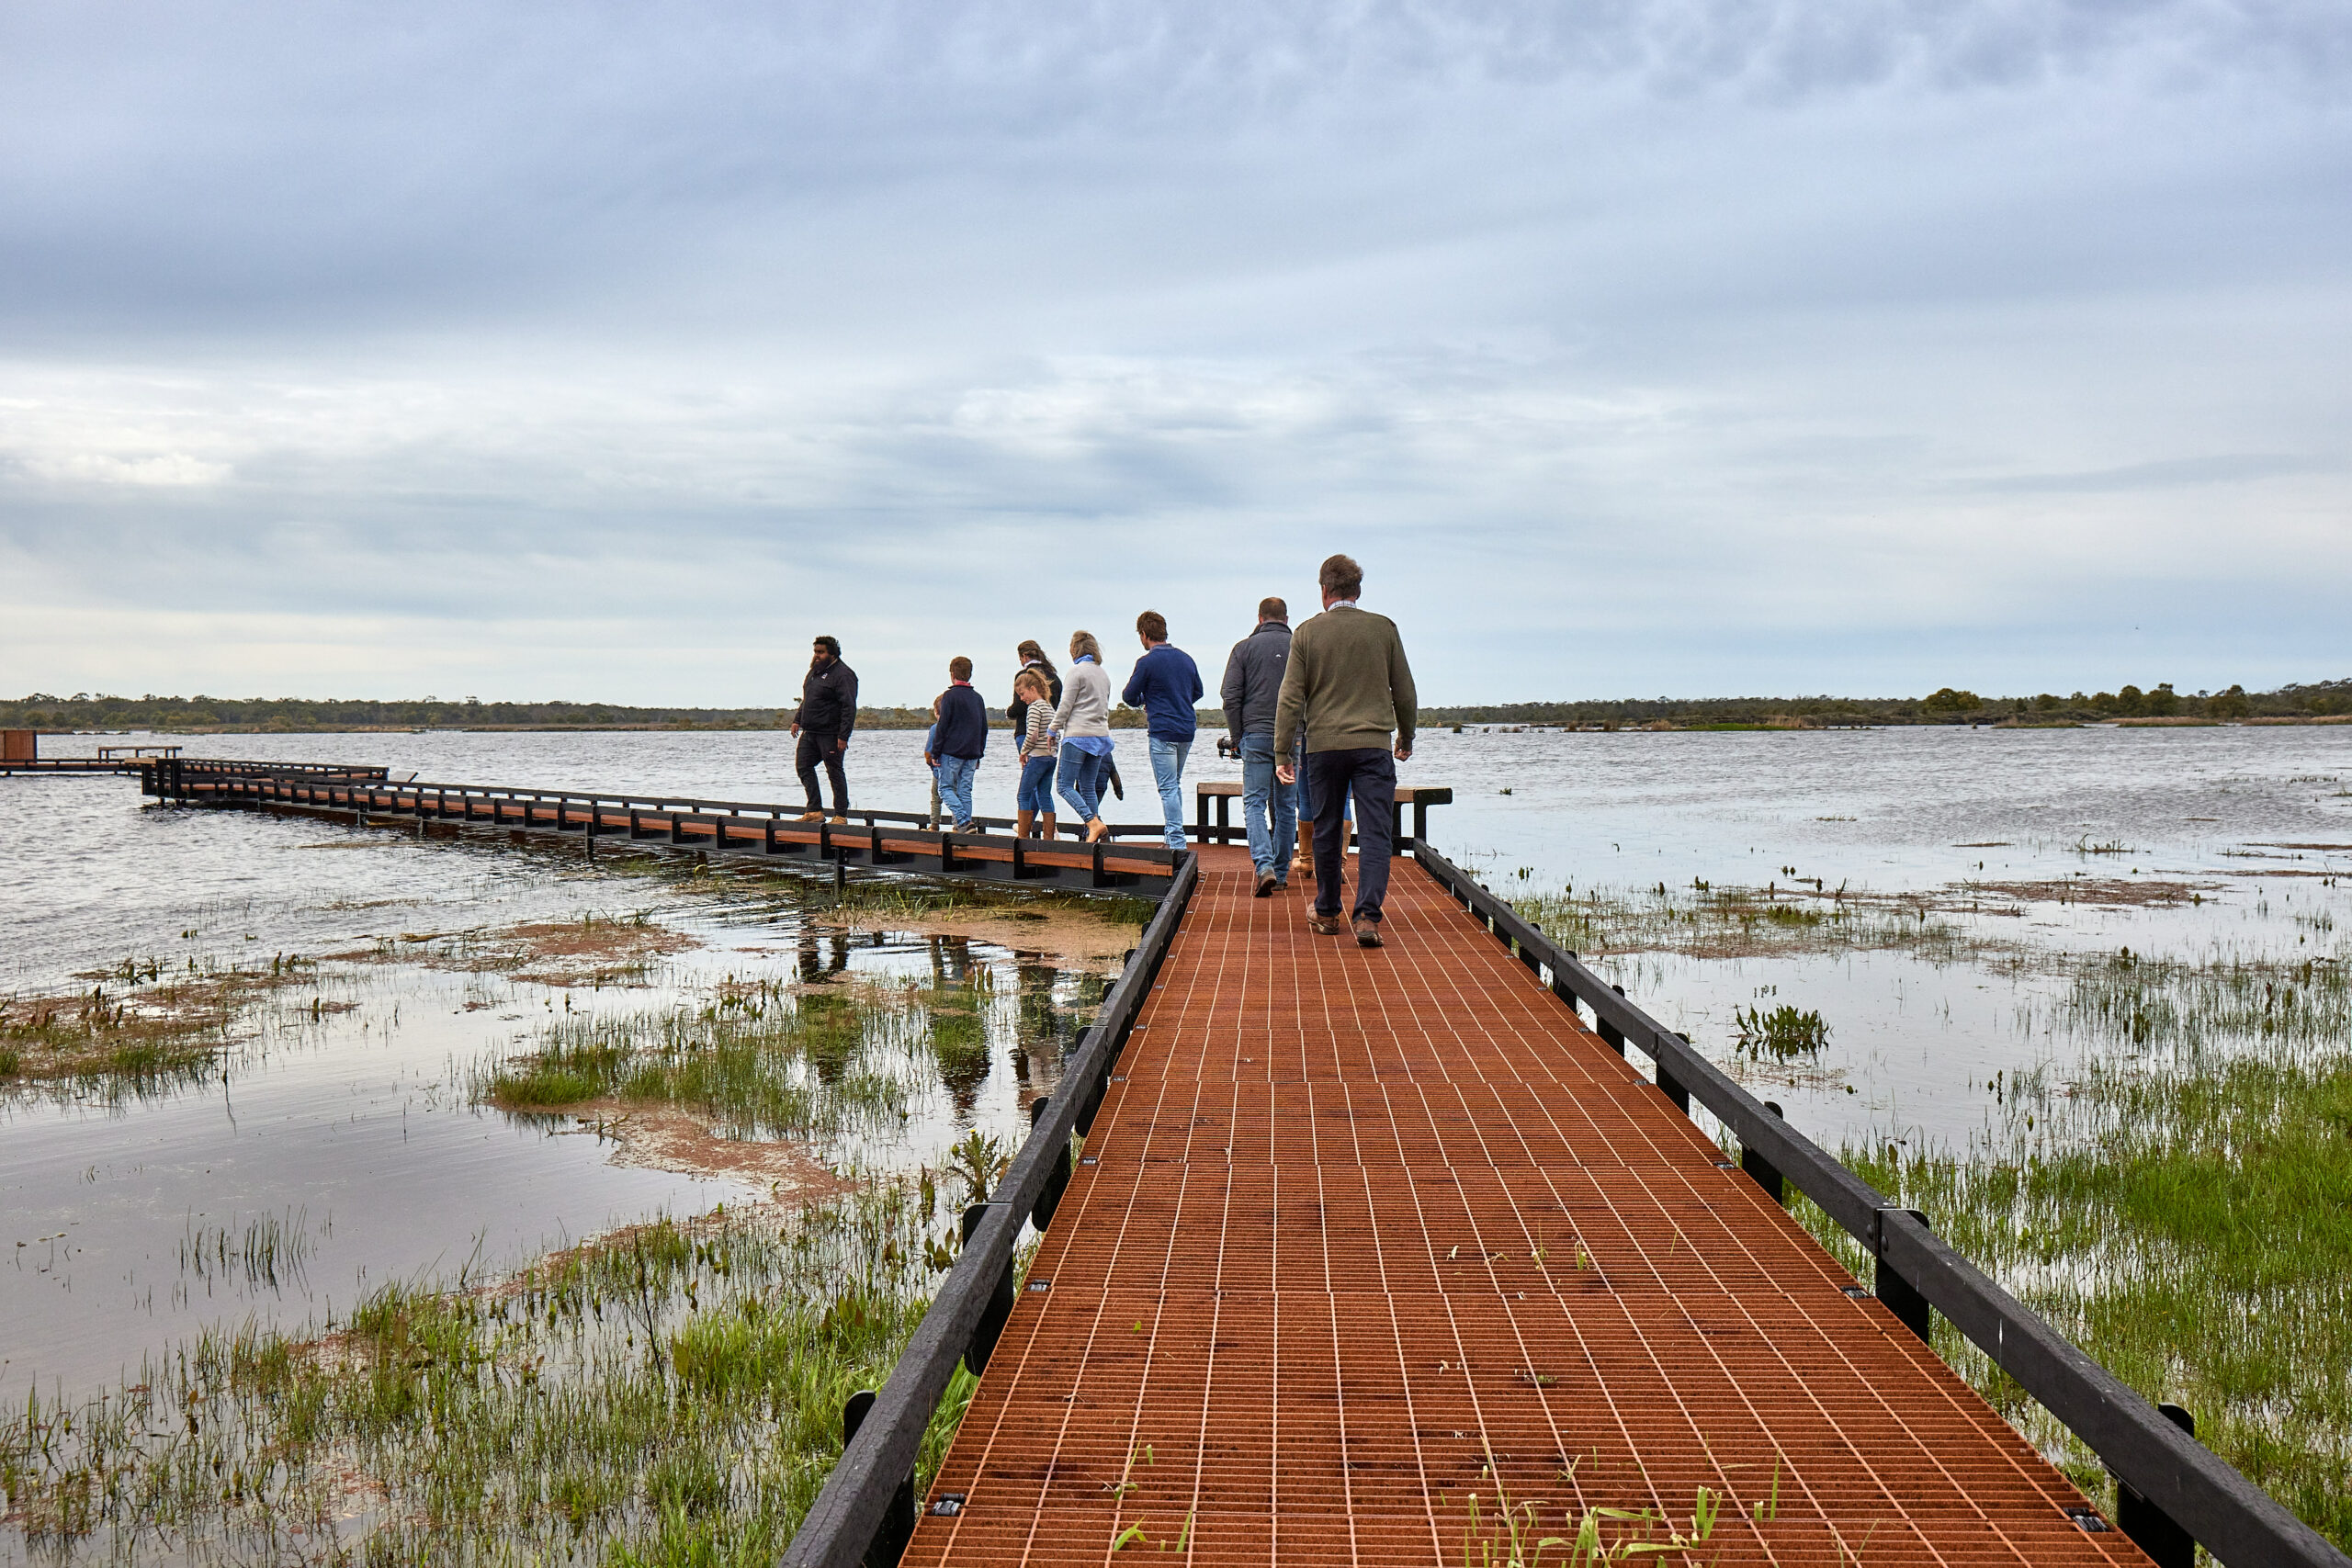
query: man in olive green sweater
[{"left": 1274, "top": 553, "right": 1417, "bottom": 947}]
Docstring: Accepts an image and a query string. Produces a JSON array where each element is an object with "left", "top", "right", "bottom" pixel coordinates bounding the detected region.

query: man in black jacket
[
  {"left": 791, "top": 636, "right": 857, "bottom": 821},
  {"left": 1220, "top": 596, "right": 1295, "bottom": 897}
]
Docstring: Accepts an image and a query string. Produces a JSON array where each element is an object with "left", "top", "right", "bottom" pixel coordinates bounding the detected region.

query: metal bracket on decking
[{"left": 1405, "top": 838, "right": 2348, "bottom": 1568}]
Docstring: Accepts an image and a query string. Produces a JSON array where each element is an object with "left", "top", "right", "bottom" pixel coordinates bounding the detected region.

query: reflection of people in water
[{"left": 795, "top": 928, "right": 853, "bottom": 985}]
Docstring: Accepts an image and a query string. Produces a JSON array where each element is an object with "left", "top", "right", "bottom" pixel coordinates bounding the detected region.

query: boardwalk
[{"left": 903, "top": 847, "right": 2146, "bottom": 1565}]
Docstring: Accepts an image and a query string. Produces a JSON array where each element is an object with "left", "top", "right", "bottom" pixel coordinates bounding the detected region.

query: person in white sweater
[{"left": 1051, "top": 630, "right": 1117, "bottom": 843}]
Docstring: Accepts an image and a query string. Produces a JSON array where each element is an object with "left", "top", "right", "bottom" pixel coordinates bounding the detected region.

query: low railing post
[
  {"left": 1028, "top": 1096, "right": 1071, "bottom": 1228},
  {"left": 1598, "top": 985, "right": 1626, "bottom": 1055},
  {"left": 960, "top": 1204, "right": 1016, "bottom": 1373},
  {"left": 2115, "top": 1404, "right": 2198, "bottom": 1568},
  {"left": 1657, "top": 1032, "right": 1692, "bottom": 1113},
  {"left": 1874, "top": 1208, "right": 1933, "bottom": 1344},
  {"left": 1741, "top": 1100, "right": 1788, "bottom": 1204},
  {"left": 841, "top": 1391, "right": 915, "bottom": 1568}
]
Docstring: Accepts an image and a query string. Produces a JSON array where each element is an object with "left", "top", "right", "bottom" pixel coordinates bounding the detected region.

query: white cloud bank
[{"left": 1, "top": 0, "right": 2346, "bottom": 704}]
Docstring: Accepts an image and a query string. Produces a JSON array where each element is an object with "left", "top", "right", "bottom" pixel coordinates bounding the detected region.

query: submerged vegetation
[
  {"left": 0, "top": 1190, "right": 978, "bottom": 1563},
  {"left": 0, "top": 955, "right": 333, "bottom": 1089},
  {"left": 1507, "top": 878, "right": 2011, "bottom": 966},
  {"left": 1793, "top": 947, "right": 2352, "bottom": 1547}
]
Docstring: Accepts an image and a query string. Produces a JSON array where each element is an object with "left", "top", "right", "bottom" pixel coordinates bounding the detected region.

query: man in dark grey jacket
[
  {"left": 1219, "top": 597, "right": 1295, "bottom": 897},
  {"left": 791, "top": 636, "right": 858, "bottom": 821}
]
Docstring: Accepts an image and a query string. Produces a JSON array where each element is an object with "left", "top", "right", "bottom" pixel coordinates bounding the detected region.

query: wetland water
[{"left": 6, "top": 722, "right": 2350, "bottom": 1555}]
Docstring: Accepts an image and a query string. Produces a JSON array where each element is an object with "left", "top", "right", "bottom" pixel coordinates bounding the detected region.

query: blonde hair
[
  {"left": 1069, "top": 629, "right": 1101, "bottom": 660},
  {"left": 1013, "top": 669, "right": 1047, "bottom": 698}
]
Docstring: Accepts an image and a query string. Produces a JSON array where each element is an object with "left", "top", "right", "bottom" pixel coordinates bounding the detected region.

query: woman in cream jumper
[{"left": 1051, "top": 630, "right": 1117, "bottom": 843}]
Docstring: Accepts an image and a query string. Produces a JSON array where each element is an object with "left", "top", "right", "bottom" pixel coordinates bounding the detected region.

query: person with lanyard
[{"left": 1049, "top": 629, "right": 1117, "bottom": 843}]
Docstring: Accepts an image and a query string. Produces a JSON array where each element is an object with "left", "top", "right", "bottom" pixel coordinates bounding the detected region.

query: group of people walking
[{"left": 789, "top": 553, "right": 1416, "bottom": 947}]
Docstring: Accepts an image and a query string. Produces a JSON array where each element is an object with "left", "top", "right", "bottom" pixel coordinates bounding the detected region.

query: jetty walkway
[{"left": 896, "top": 844, "right": 2133, "bottom": 1564}]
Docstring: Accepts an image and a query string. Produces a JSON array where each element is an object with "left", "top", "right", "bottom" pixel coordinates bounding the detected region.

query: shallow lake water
[
  {"left": 7, "top": 722, "right": 2349, "bottom": 1419},
  {"left": 3, "top": 759, "right": 1117, "bottom": 1406}
]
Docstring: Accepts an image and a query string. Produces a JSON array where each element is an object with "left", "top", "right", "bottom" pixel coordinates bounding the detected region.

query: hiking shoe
[
  {"left": 828, "top": 816, "right": 849, "bottom": 827},
  {"left": 1353, "top": 919, "right": 1384, "bottom": 949},
  {"left": 797, "top": 810, "right": 824, "bottom": 822},
  {"left": 1254, "top": 870, "right": 1278, "bottom": 898},
  {"left": 1308, "top": 914, "right": 1346, "bottom": 936}
]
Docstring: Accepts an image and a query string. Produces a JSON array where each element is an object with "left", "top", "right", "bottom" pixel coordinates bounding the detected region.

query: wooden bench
[{"left": 1194, "top": 780, "right": 1452, "bottom": 844}]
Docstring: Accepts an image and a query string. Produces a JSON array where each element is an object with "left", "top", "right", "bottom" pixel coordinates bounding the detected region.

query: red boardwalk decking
[{"left": 905, "top": 847, "right": 2145, "bottom": 1565}]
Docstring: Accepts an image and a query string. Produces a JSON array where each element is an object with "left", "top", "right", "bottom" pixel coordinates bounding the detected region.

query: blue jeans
[
  {"left": 935, "top": 754, "right": 979, "bottom": 827},
  {"left": 1056, "top": 744, "right": 1110, "bottom": 820},
  {"left": 1148, "top": 737, "right": 1191, "bottom": 850},
  {"left": 1016, "top": 755, "right": 1057, "bottom": 813},
  {"left": 1239, "top": 733, "right": 1296, "bottom": 877},
  {"left": 1307, "top": 749, "right": 1395, "bottom": 921}
]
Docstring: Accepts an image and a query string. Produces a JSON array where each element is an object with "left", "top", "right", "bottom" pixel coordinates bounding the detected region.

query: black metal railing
[
  {"left": 780, "top": 853, "right": 1199, "bottom": 1568},
  {"left": 1411, "top": 840, "right": 2347, "bottom": 1568}
]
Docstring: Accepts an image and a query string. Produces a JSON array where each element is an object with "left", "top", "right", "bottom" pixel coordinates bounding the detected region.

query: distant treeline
[
  {"left": 6, "top": 679, "right": 2347, "bottom": 734},
  {"left": 1421, "top": 679, "right": 2352, "bottom": 728}
]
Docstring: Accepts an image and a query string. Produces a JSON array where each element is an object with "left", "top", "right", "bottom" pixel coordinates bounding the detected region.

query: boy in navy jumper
[
  {"left": 929, "top": 657, "right": 989, "bottom": 832},
  {"left": 1121, "top": 610, "right": 1204, "bottom": 851}
]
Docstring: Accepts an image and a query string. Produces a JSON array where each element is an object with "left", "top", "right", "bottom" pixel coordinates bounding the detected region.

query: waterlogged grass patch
[
  {"left": 0, "top": 953, "right": 334, "bottom": 1089},
  {"left": 1507, "top": 879, "right": 2016, "bottom": 966},
  {"left": 0, "top": 1190, "right": 979, "bottom": 1562},
  {"left": 1796, "top": 1025, "right": 2352, "bottom": 1547},
  {"left": 480, "top": 984, "right": 923, "bottom": 1141},
  {"left": 327, "top": 909, "right": 697, "bottom": 987}
]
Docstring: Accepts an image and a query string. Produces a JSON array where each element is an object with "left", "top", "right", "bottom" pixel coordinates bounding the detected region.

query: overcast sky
[{"left": 3, "top": 0, "right": 2346, "bottom": 706}]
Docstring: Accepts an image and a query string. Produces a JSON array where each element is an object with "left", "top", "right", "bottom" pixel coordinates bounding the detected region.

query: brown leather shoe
[
  {"left": 1352, "top": 918, "right": 1383, "bottom": 948},
  {"left": 1308, "top": 914, "right": 1346, "bottom": 936}
]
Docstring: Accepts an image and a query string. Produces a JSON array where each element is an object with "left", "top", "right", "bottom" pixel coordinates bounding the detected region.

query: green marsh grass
[
  {"left": 1792, "top": 951, "right": 2352, "bottom": 1546},
  {"left": 480, "top": 984, "right": 925, "bottom": 1139},
  {"left": 0, "top": 1187, "right": 978, "bottom": 1562}
]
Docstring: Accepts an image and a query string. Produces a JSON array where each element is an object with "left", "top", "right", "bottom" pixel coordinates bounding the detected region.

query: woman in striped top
[{"left": 1012, "top": 667, "right": 1058, "bottom": 840}]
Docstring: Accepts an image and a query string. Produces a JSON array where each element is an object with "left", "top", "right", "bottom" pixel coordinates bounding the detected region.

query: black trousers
[
  {"left": 796, "top": 733, "right": 850, "bottom": 812},
  {"left": 1307, "top": 748, "right": 1395, "bottom": 920}
]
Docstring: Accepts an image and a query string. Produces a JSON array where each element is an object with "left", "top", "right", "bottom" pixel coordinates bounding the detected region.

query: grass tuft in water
[
  {"left": 0, "top": 1187, "right": 982, "bottom": 1562},
  {"left": 479, "top": 986, "right": 922, "bottom": 1138}
]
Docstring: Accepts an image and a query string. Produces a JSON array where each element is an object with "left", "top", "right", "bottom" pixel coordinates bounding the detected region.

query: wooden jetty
[{"left": 789, "top": 845, "right": 2346, "bottom": 1568}]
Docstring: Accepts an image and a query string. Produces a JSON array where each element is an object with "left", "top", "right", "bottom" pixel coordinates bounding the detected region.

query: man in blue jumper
[
  {"left": 1122, "top": 610, "right": 1204, "bottom": 851},
  {"left": 927, "top": 657, "right": 989, "bottom": 833}
]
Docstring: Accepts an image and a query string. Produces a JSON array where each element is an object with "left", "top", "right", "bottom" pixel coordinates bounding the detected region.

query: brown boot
[
  {"left": 1290, "top": 822, "right": 1315, "bottom": 884},
  {"left": 1039, "top": 812, "right": 1057, "bottom": 840},
  {"left": 1015, "top": 810, "right": 1034, "bottom": 840}
]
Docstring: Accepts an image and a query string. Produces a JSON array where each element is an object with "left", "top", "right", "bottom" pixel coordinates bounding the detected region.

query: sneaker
[
  {"left": 953, "top": 820, "right": 977, "bottom": 835},
  {"left": 1352, "top": 918, "right": 1384, "bottom": 949},
  {"left": 1254, "top": 869, "right": 1278, "bottom": 898},
  {"left": 1308, "top": 914, "right": 1346, "bottom": 936}
]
